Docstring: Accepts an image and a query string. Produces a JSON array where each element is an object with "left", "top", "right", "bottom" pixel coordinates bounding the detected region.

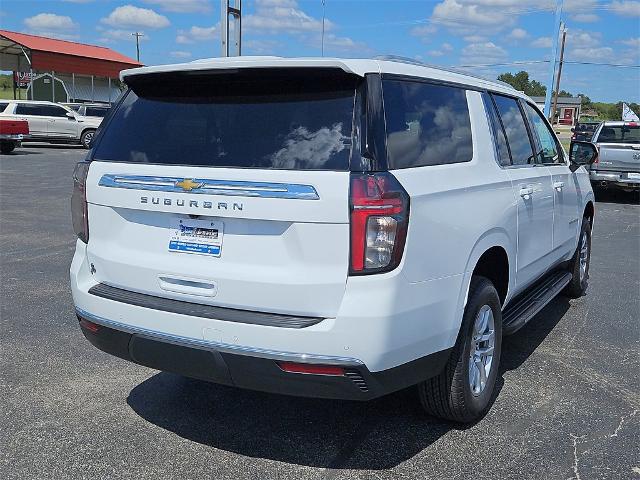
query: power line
[{"left": 457, "top": 60, "right": 640, "bottom": 68}]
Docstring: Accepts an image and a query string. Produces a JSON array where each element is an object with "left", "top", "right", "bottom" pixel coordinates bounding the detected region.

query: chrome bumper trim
[{"left": 75, "top": 307, "right": 364, "bottom": 366}]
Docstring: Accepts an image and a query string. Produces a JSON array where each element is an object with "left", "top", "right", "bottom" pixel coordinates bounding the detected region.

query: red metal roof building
[{"left": 0, "top": 30, "right": 142, "bottom": 102}]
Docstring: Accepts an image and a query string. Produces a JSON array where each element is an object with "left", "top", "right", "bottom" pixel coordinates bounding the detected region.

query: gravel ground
[{"left": 1, "top": 145, "right": 639, "bottom": 480}]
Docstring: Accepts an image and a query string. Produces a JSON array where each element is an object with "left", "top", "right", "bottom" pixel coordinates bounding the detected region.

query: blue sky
[{"left": 1, "top": 0, "right": 639, "bottom": 102}]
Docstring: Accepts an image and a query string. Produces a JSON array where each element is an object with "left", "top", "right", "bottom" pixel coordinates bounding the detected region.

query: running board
[{"left": 502, "top": 271, "right": 572, "bottom": 335}]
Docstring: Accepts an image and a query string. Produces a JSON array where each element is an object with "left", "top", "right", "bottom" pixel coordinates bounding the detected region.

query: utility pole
[
  {"left": 321, "top": 0, "right": 326, "bottom": 57},
  {"left": 221, "top": 0, "right": 242, "bottom": 57},
  {"left": 131, "top": 32, "right": 144, "bottom": 62},
  {"left": 550, "top": 25, "right": 567, "bottom": 126},
  {"left": 544, "top": 0, "right": 564, "bottom": 120}
]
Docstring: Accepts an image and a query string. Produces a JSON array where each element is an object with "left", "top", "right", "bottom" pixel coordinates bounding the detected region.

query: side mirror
[
  {"left": 570, "top": 127, "right": 575, "bottom": 133},
  {"left": 66, "top": 112, "right": 77, "bottom": 120},
  {"left": 569, "top": 141, "right": 598, "bottom": 172}
]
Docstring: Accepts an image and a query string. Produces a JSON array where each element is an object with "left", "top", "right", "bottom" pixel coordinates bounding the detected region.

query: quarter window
[
  {"left": 523, "top": 102, "right": 563, "bottom": 164},
  {"left": 491, "top": 94, "right": 535, "bottom": 166},
  {"left": 383, "top": 79, "right": 473, "bottom": 168},
  {"left": 483, "top": 93, "right": 511, "bottom": 166}
]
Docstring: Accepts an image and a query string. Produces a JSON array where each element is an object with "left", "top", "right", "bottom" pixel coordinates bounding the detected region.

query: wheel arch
[{"left": 446, "top": 229, "right": 514, "bottom": 348}]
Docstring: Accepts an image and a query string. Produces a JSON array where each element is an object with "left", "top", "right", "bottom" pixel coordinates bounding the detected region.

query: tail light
[
  {"left": 71, "top": 162, "right": 90, "bottom": 243},
  {"left": 349, "top": 172, "right": 409, "bottom": 275}
]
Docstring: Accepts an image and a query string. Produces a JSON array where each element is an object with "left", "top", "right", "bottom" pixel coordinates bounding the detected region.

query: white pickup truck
[
  {"left": 590, "top": 121, "right": 640, "bottom": 191},
  {"left": 70, "top": 57, "right": 597, "bottom": 423}
]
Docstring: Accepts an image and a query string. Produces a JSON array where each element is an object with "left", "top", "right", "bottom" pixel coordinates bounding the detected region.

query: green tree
[{"left": 497, "top": 71, "right": 547, "bottom": 96}]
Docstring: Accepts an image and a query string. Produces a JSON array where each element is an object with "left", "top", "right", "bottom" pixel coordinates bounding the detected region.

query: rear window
[
  {"left": 597, "top": 125, "right": 640, "bottom": 144},
  {"left": 382, "top": 79, "right": 473, "bottom": 168},
  {"left": 92, "top": 69, "right": 357, "bottom": 170}
]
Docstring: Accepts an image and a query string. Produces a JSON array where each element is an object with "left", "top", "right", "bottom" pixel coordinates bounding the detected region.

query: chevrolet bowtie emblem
[{"left": 175, "top": 179, "right": 204, "bottom": 191}]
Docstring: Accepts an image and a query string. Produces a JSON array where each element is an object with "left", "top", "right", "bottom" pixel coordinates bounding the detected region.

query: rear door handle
[
  {"left": 519, "top": 187, "right": 534, "bottom": 199},
  {"left": 553, "top": 181, "right": 565, "bottom": 190}
]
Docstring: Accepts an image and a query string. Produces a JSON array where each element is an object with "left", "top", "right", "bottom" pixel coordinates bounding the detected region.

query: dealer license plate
[{"left": 168, "top": 219, "right": 223, "bottom": 257}]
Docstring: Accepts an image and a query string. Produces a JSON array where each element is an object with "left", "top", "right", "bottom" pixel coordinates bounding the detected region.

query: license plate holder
[
  {"left": 627, "top": 172, "right": 640, "bottom": 180},
  {"left": 168, "top": 218, "right": 223, "bottom": 257}
]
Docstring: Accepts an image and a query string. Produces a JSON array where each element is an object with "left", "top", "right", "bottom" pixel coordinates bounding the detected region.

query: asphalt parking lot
[{"left": 1, "top": 145, "right": 639, "bottom": 480}]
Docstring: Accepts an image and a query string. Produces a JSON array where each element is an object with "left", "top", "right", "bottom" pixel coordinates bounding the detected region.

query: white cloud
[
  {"left": 432, "top": 0, "right": 515, "bottom": 30},
  {"left": 170, "top": 50, "right": 192, "bottom": 58},
  {"left": 609, "top": 1, "right": 640, "bottom": 16},
  {"left": 101, "top": 5, "right": 170, "bottom": 29},
  {"left": 463, "top": 34, "right": 488, "bottom": 43},
  {"left": 244, "top": 0, "right": 331, "bottom": 34},
  {"left": 24, "top": 13, "right": 76, "bottom": 31},
  {"left": 427, "top": 42, "right": 454, "bottom": 57},
  {"left": 620, "top": 37, "right": 640, "bottom": 47},
  {"left": 507, "top": 28, "right": 528, "bottom": 40},
  {"left": 566, "top": 29, "right": 602, "bottom": 49},
  {"left": 570, "top": 13, "right": 600, "bottom": 22},
  {"left": 143, "top": 0, "right": 211, "bottom": 13},
  {"left": 99, "top": 29, "right": 150, "bottom": 43},
  {"left": 569, "top": 46, "right": 615, "bottom": 62},
  {"left": 324, "top": 33, "right": 367, "bottom": 51},
  {"left": 460, "top": 41, "right": 508, "bottom": 64},
  {"left": 410, "top": 24, "right": 438, "bottom": 37},
  {"left": 531, "top": 37, "right": 552, "bottom": 48},
  {"left": 244, "top": 39, "right": 281, "bottom": 55},
  {"left": 176, "top": 24, "right": 218, "bottom": 44}
]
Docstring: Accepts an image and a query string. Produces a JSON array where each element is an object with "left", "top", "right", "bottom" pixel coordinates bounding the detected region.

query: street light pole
[
  {"left": 321, "top": 0, "right": 326, "bottom": 57},
  {"left": 131, "top": 32, "right": 144, "bottom": 62}
]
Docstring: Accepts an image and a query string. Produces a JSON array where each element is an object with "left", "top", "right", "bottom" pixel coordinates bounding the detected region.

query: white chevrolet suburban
[{"left": 70, "top": 57, "right": 597, "bottom": 423}]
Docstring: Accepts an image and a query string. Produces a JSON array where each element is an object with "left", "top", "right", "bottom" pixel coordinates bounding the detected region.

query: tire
[
  {"left": 80, "top": 129, "right": 95, "bottom": 149},
  {"left": 0, "top": 141, "right": 16, "bottom": 154},
  {"left": 418, "top": 276, "right": 503, "bottom": 423},
  {"left": 563, "top": 217, "right": 592, "bottom": 298}
]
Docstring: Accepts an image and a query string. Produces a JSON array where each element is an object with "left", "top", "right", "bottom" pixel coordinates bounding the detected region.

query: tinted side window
[
  {"left": 383, "top": 79, "right": 473, "bottom": 168},
  {"left": 482, "top": 93, "right": 511, "bottom": 166},
  {"left": 44, "top": 105, "right": 69, "bottom": 117},
  {"left": 523, "top": 102, "right": 563, "bottom": 164},
  {"left": 491, "top": 95, "right": 535, "bottom": 166},
  {"left": 15, "top": 104, "right": 44, "bottom": 116},
  {"left": 0, "top": 102, "right": 8, "bottom": 113},
  {"left": 86, "top": 107, "right": 108, "bottom": 117}
]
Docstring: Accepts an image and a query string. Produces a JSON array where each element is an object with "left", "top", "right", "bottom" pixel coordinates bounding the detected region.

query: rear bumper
[
  {"left": 590, "top": 170, "right": 640, "bottom": 188},
  {"left": 77, "top": 310, "right": 451, "bottom": 401}
]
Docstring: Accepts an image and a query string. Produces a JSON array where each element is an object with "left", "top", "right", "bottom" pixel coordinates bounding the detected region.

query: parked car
[
  {"left": 70, "top": 57, "right": 596, "bottom": 423},
  {"left": 571, "top": 121, "right": 600, "bottom": 141},
  {"left": 590, "top": 121, "right": 640, "bottom": 191},
  {"left": 0, "top": 100, "right": 101, "bottom": 148},
  {"left": 75, "top": 103, "right": 110, "bottom": 120},
  {"left": 0, "top": 116, "right": 30, "bottom": 153}
]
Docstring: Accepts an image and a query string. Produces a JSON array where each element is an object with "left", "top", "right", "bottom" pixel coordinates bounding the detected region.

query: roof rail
[{"left": 373, "top": 55, "right": 516, "bottom": 90}]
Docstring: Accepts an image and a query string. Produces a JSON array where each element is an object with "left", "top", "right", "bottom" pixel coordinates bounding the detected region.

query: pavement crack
[
  {"left": 569, "top": 433, "right": 587, "bottom": 480},
  {"left": 610, "top": 409, "right": 638, "bottom": 438},
  {"left": 568, "top": 409, "right": 639, "bottom": 480}
]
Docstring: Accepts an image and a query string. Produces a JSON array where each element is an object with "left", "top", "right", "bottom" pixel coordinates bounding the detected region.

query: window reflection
[
  {"left": 492, "top": 95, "right": 535, "bottom": 166},
  {"left": 384, "top": 80, "right": 473, "bottom": 168}
]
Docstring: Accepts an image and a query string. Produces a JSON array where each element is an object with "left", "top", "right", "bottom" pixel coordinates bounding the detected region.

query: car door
[
  {"left": 14, "top": 104, "right": 49, "bottom": 138},
  {"left": 44, "top": 105, "right": 78, "bottom": 139},
  {"left": 522, "top": 101, "right": 581, "bottom": 261},
  {"left": 490, "top": 94, "right": 555, "bottom": 291}
]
